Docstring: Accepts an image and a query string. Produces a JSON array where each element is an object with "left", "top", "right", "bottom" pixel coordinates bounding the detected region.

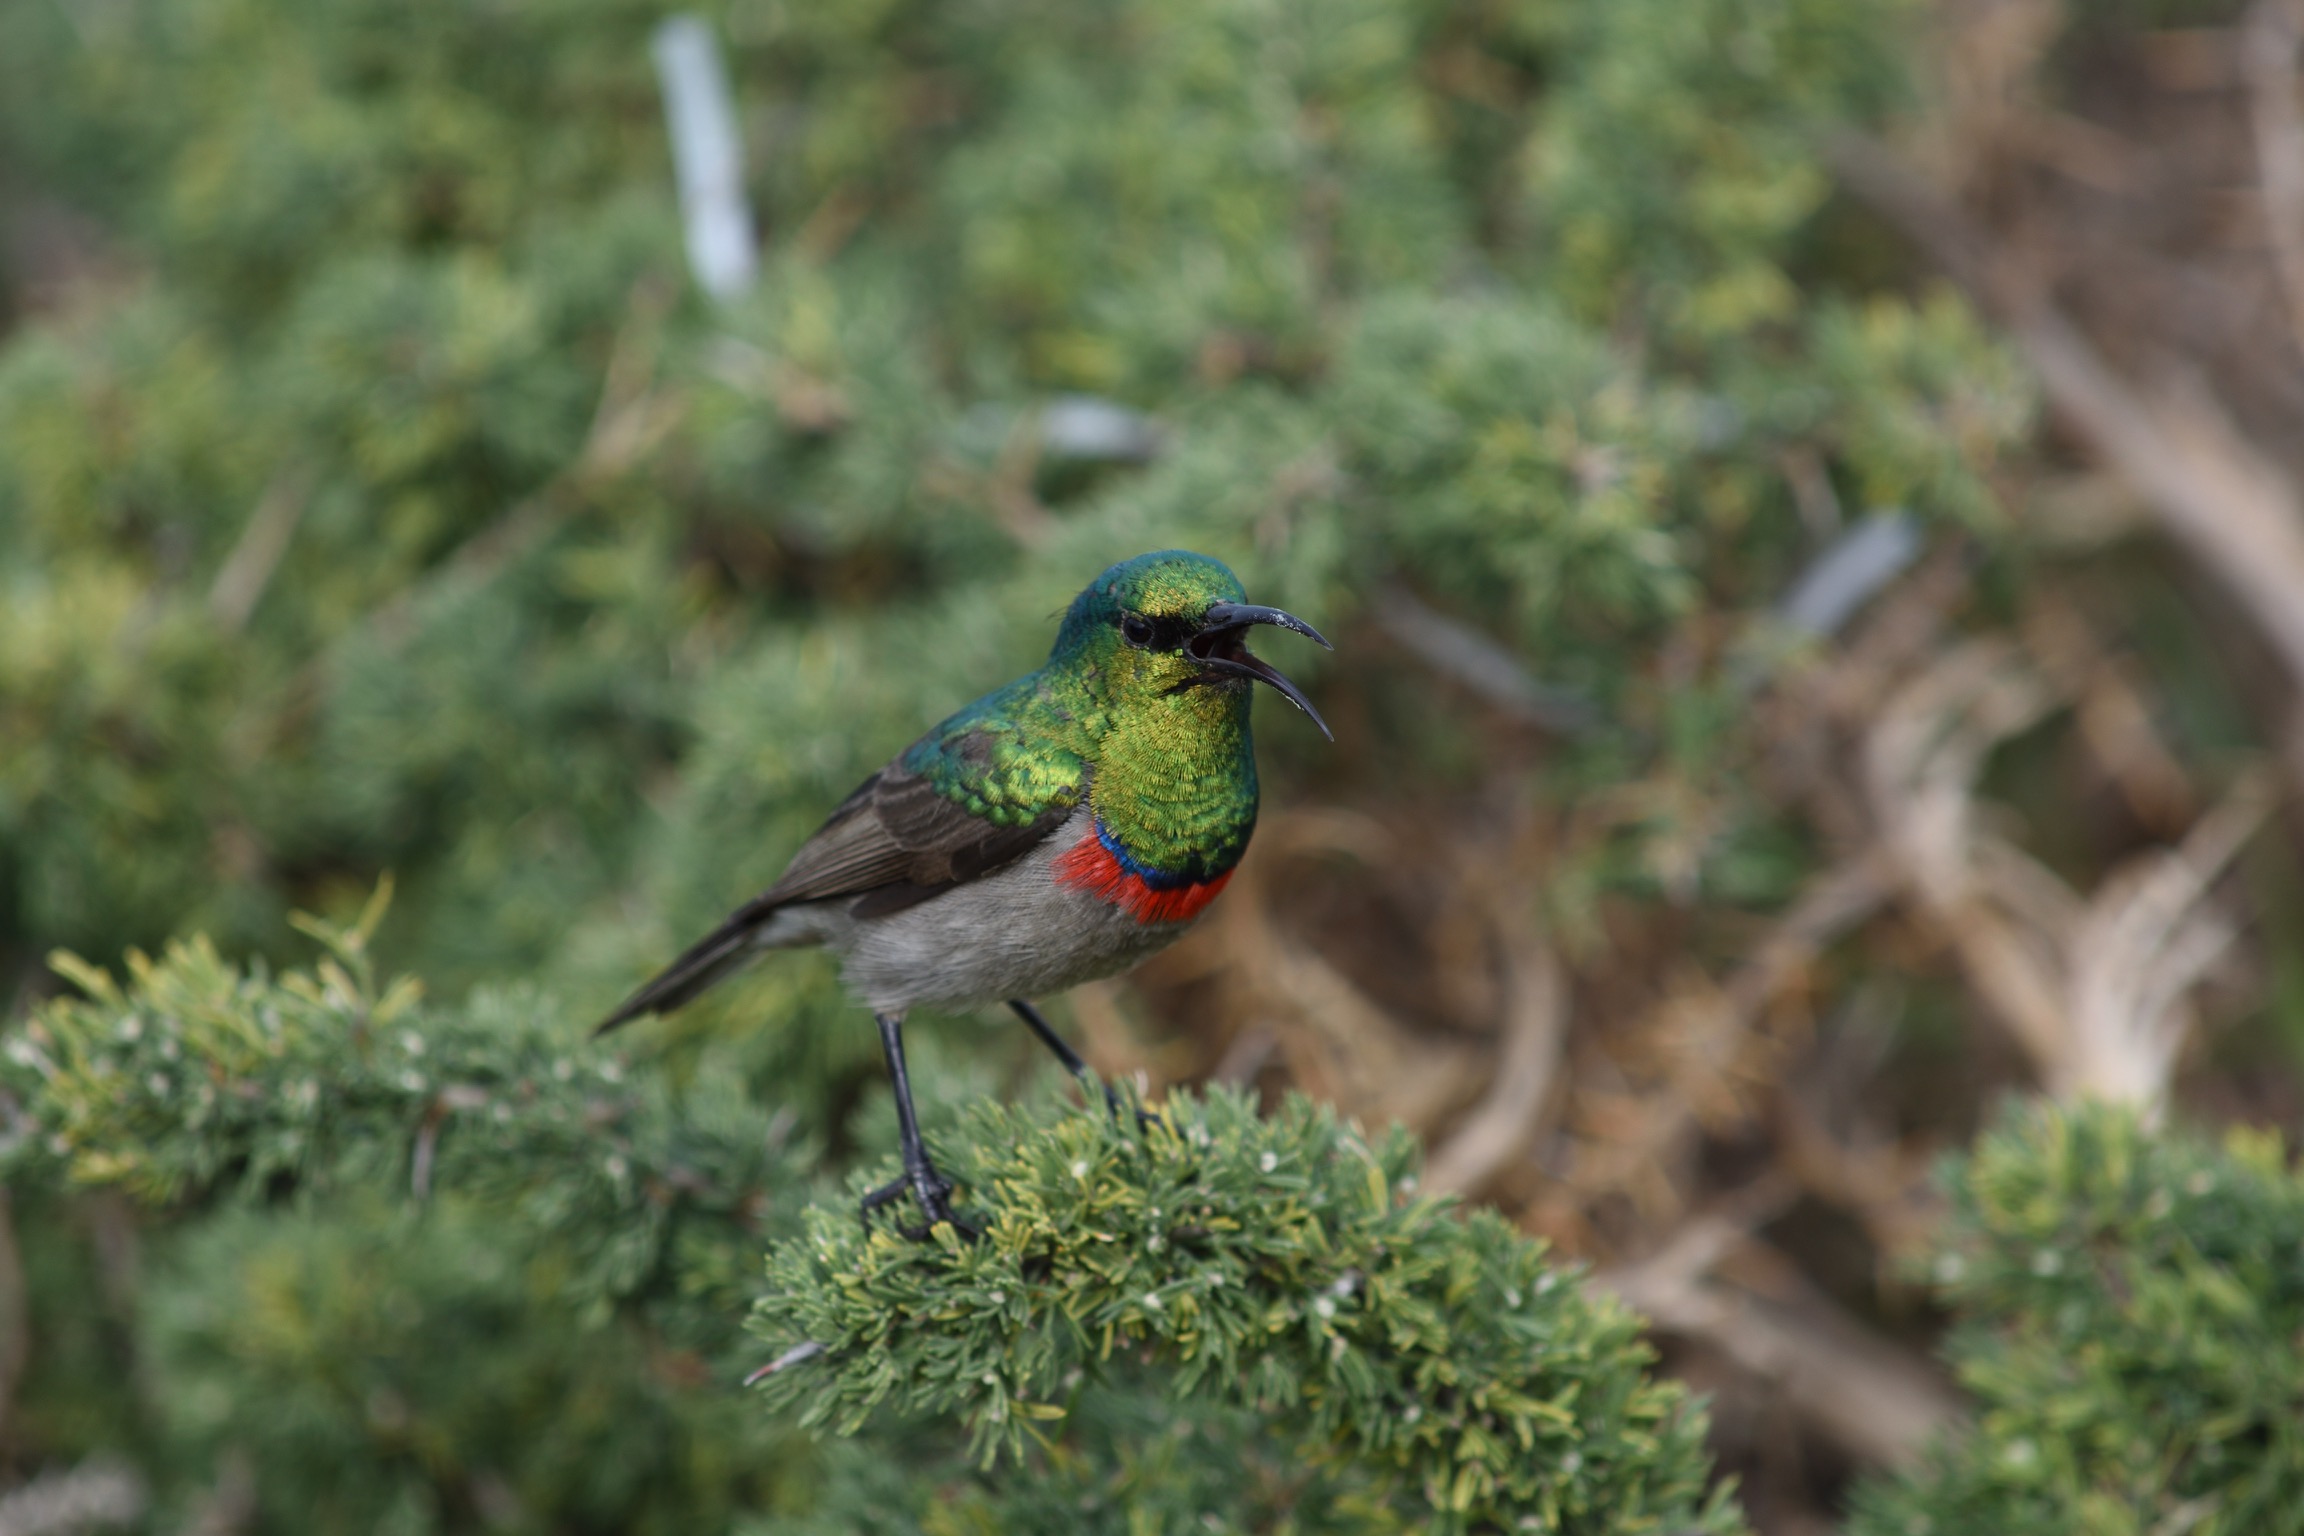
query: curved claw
[
  {"left": 1096, "top": 1081, "right": 1165, "bottom": 1133},
  {"left": 860, "top": 1165, "right": 979, "bottom": 1242},
  {"left": 860, "top": 1173, "right": 910, "bottom": 1219}
]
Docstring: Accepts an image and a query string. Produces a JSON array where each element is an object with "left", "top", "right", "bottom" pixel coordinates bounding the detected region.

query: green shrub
[
  {"left": 1850, "top": 1104, "right": 2304, "bottom": 1536},
  {"left": 4, "top": 909, "right": 1733, "bottom": 1532}
]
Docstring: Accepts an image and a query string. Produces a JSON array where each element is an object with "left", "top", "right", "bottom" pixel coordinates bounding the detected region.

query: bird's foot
[
  {"left": 1093, "top": 1079, "right": 1165, "bottom": 1134},
  {"left": 860, "top": 1163, "right": 979, "bottom": 1243}
]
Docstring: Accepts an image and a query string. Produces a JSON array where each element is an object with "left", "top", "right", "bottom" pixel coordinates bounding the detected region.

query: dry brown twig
[
  {"left": 1142, "top": 810, "right": 1483, "bottom": 1134},
  {"left": 2245, "top": 0, "right": 2304, "bottom": 359},
  {"left": 1832, "top": 133, "right": 2304, "bottom": 707},
  {"left": 1558, "top": 851, "right": 1895, "bottom": 1230},
  {"left": 1769, "top": 979, "right": 1945, "bottom": 1260},
  {"left": 1862, "top": 634, "right": 2274, "bottom": 1115},
  {"left": 1863, "top": 637, "right": 2075, "bottom": 1072},
  {"left": 1599, "top": 1180, "right": 1961, "bottom": 1471},
  {"left": 2063, "top": 773, "right": 2275, "bottom": 1114},
  {"left": 2074, "top": 655, "right": 2199, "bottom": 834},
  {"left": 1919, "top": 0, "right": 2067, "bottom": 189},
  {"left": 1772, "top": 1085, "right": 1944, "bottom": 1261},
  {"left": 1422, "top": 907, "right": 1568, "bottom": 1198},
  {"left": 1140, "top": 803, "right": 1575, "bottom": 1180}
]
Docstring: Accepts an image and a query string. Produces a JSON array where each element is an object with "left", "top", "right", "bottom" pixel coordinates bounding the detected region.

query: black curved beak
[{"left": 1185, "top": 601, "right": 1334, "bottom": 741}]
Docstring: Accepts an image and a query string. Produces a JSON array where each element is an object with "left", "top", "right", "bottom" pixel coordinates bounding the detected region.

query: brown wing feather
[{"left": 593, "top": 758, "right": 1079, "bottom": 1033}]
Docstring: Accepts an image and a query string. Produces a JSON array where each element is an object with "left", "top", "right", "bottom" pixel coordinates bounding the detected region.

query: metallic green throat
[{"left": 901, "top": 552, "right": 1267, "bottom": 881}]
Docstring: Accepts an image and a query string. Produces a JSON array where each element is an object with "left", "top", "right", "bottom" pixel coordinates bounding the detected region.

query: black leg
[
  {"left": 867, "top": 1012, "right": 975, "bottom": 1240},
  {"left": 1008, "top": 997, "right": 1091, "bottom": 1077},
  {"left": 1007, "top": 998, "right": 1159, "bottom": 1129}
]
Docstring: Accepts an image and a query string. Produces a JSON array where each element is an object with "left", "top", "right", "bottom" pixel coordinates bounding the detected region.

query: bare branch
[
  {"left": 2063, "top": 774, "right": 2276, "bottom": 1115},
  {"left": 2245, "top": 0, "right": 2304, "bottom": 359},
  {"left": 1374, "top": 583, "right": 1597, "bottom": 734},
  {"left": 1601, "top": 1184, "right": 1960, "bottom": 1471},
  {"left": 206, "top": 465, "right": 314, "bottom": 633},
  {"left": 1424, "top": 924, "right": 1567, "bottom": 1198},
  {"left": 1833, "top": 133, "right": 2304, "bottom": 704},
  {"left": 1862, "top": 629, "right": 2276, "bottom": 1111}
]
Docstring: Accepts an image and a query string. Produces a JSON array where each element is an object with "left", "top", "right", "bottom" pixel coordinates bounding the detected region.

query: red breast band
[{"left": 1053, "top": 829, "right": 1233, "bottom": 924}]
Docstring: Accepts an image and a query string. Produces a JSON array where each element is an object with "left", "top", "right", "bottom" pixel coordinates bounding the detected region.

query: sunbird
[{"left": 597, "top": 551, "right": 1330, "bottom": 1235}]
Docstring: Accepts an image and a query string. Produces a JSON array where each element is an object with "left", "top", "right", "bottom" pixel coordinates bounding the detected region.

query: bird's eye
[{"left": 1121, "top": 615, "right": 1154, "bottom": 647}]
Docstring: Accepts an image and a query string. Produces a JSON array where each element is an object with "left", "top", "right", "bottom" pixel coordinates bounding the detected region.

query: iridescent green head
[{"left": 1051, "top": 550, "right": 1333, "bottom": 739}]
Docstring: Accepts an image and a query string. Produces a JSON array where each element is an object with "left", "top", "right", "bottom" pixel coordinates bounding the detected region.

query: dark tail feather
[{"left": 593, "top": 909, "right": 771, "bottom": 1036}]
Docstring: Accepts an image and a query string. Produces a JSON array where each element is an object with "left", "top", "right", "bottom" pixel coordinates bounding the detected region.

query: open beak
[{"left": 1184, "top": 601, "right": 1335, "bottom": 741}]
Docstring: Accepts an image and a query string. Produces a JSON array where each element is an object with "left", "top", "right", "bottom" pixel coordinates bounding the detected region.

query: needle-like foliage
[
  {"left": 3, "top": 907, "right": 1738, "bottom": 1532},
  {"left": 1850, "top": 1103, "right": 2304, "bottom": 1536},
  {"left": 754, "top": 1088, "right": 1741, "bottom": 1534},
  {"left": 1, "top": 902, "right": 818, "bottom": 1530},
  {"left": 6, "top": 889, "right": 801, "bottom": 1346}
]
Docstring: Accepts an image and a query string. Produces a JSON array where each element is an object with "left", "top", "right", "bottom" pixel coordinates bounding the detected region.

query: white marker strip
[{"left": 652, "top": 15, "right": 758, "bottom": 302}]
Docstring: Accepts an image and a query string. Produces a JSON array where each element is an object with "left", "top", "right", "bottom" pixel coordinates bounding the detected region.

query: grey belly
[{"left": 760, "top": 807, "right": 1195, "bottom": 1014}]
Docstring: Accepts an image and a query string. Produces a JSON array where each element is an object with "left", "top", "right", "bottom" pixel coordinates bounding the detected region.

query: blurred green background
[{"left": 4, "top": 0, "right": 2302, "bottom": 1529}]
